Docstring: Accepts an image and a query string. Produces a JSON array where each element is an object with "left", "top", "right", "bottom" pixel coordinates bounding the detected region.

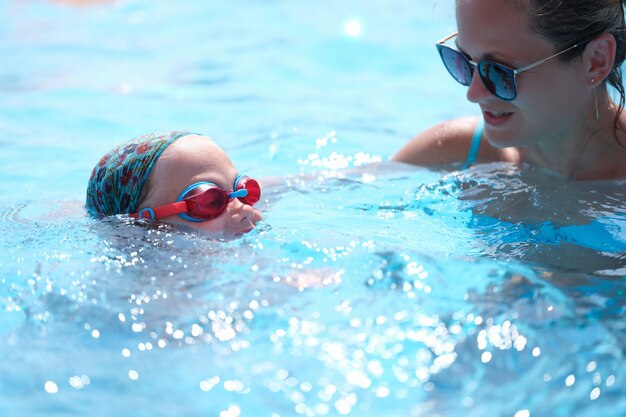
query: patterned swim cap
[{"left": 86, "top": 131, "right": 192, "bottom": 217}]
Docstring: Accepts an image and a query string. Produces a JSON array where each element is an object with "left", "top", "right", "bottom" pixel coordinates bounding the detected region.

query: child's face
[{"left": 140, "top": 135, "right": 262, "bottom": 234}]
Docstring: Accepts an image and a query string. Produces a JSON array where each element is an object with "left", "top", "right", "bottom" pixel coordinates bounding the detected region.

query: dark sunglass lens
[
  {"left": 437, "top": 45, "right": 473, "bottom": 86},
  {"left": 237, "top": 178, "right": 261, "bottom": 205},
  {"left": 479, "top": 62, "right": 516, "bottom": 100},
  {"left": 186, "top": 187, "right": 229, "bottom": 218}
]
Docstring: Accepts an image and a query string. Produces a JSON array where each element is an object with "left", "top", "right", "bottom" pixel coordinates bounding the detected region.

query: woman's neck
[{"left": 518, "top": 94, "right": 626, "bottom": 180}]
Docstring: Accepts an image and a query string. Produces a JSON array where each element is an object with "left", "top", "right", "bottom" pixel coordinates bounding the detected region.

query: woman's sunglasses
[
  {"left": 130, "top": 174, "right": 261, "bottom": 222},
  {"left": 436, "top": 32, "right": 584, "bottom": 101}
]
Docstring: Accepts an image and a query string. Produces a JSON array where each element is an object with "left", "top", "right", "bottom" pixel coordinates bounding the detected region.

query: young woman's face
[
  {"left": 141, "top": 135, "right": 262, "bottom": 235},
  {"left": 455, "top": 0, "right": 589, "bottom": 148}
]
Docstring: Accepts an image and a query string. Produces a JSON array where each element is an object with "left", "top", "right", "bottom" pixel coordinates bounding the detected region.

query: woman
[{"left": 393, "top": 0, "right": 626, "bottom": 180}]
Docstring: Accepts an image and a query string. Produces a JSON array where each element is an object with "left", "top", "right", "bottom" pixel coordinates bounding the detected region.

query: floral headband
[{"left": 86, "top": 131, "right": 192, "bottom": 217}]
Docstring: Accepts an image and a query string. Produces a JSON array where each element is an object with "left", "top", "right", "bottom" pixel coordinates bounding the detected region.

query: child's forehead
[
  {"left": 171, "top": 134, "right": 220, "bottom": 153},
  {"left": 167, "top": 135, "right": 232, "bottom": 166},
  {"left": 154, "top": 135, "right": 238, "bottom": 185}
]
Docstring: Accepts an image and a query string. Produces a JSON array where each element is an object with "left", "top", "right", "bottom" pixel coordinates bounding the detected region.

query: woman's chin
[{"left": 485, "top": 130, "right": 522, "bottom": 149}]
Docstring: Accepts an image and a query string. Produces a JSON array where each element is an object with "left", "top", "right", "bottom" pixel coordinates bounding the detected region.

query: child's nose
[{"left": 228, "top": 199, "right": 255, "bottom": 225}]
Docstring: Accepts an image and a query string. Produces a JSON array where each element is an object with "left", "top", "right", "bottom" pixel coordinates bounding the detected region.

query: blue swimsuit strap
[{"left": 461, "top": 118, "right": 484, "bottom": 170}]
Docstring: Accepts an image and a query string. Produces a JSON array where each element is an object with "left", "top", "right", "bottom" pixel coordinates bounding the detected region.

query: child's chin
[
  {"left": 166, "top": 219, "right": 260, "bottom": 238},
  {"left": 209, "top": 224, "right": 257, "bottom": 238}
]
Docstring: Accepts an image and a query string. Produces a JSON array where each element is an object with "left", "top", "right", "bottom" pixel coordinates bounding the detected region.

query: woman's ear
[{"left": 584, "top": 33, "right": 617, "bottom": 84}]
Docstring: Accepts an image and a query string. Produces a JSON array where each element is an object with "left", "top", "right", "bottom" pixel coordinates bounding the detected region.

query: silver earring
[{"left": 591, "top": 78, "right": 599, "bottom": 121}]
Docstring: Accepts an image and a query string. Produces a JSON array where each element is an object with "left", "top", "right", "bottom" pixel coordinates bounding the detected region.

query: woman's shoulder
[
  {"left": 392, "top": 116, "right": 508, "bottom": 166},
  {"left": 392, "top": 117, "right": 482, "bottom": 166}
]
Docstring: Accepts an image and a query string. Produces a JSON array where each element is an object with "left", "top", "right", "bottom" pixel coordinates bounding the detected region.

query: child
[{"left": 86, "top": 132, "right": 263, "bottom": 234}]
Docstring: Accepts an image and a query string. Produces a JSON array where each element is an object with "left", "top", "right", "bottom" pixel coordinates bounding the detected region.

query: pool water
[{"left": 1, "top": 1, "right": 625, "bottom": 416}]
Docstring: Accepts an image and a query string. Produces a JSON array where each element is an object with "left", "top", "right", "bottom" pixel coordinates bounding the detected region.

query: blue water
[{"left": 1, "top": 1, "right": 626, "bottom": 416}]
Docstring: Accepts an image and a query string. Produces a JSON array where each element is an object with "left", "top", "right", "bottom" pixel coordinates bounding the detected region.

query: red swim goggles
[{"left": 130, "top": 174, "right": 261, "bottom": 222}]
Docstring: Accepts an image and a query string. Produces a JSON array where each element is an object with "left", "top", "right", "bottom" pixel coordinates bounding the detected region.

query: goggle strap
[
  {"left": 130, "top": 201, "right": 189, "bottom": 220},
  {"left": 135, "top": 208, "right": 155, "bottom": 220},
  {"left": 151, "top": 201, "right": 189, "bottom": 219}
]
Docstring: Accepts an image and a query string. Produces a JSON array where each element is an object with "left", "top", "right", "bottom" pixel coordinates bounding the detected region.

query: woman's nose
[{"left": 466, "top": 69, "right": 492, "bottom": 103}]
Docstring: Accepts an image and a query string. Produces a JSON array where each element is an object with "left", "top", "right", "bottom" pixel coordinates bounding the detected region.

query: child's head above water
[{"left": 86, "top": 132, "right": 262, "bottom": 234}]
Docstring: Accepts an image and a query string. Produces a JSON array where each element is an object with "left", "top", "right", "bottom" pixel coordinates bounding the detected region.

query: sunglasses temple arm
[
  {"left": 129, "top": 201, "right": 189, "bottom": 220},
  {"left": 437, "top": 32, "right": 458, "bottom": 45},
  {"left": 515, "top": 42, "right": 582, "bottom": 75},
  {"left": 514, "top": 58, "right": 550, "bottom": 75}
]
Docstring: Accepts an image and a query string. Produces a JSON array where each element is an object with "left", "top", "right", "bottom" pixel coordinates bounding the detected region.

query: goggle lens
[
  {"left": 183, "top": 185, "right": 230, "bottom": 219},
  {"left": 235, "top": 176, "right": 261, "bottom": 205}
]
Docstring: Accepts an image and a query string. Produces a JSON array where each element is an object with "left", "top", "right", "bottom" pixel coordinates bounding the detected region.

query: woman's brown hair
[{"left": 523, "top": 0, "right": 626, "bottom": 143}]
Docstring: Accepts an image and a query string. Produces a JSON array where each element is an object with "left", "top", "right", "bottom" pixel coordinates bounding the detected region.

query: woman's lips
[{"left": 483, "top": 110, "right": 513, "bottom": 126}]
